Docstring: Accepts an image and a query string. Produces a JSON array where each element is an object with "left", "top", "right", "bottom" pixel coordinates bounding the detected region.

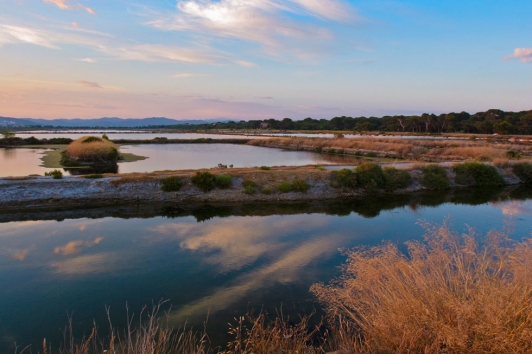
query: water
[
  {"left": 0, "top": 144, "right": 360, "bottom": 177},
  {"left": 15, "top": 131, "right": 265, "bottom": 140},
  {"left": 0, "top": 186, "right": 531, "bottom": 351}
]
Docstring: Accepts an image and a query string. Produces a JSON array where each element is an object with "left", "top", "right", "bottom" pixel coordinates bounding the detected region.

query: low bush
[
  {"left": 277, "top": 182, "right": 292, "bottom": 193},
  {"left": 420, "top": 164, "right": 450, "bottom": 190},
  {"left": 291, "top": 178, "right": 311, "bottom": 193},
  {"left": 330, "top": 169, "right": 357, "bottom": 188},
  {"left": 160, "top": 176, "right": 183, "bottom": 192},
  {"left": 259, "top": 166, "right": 271, "bottom": 170},
  {"left": 62, "top": 136, "right": 119, "bottom": 167},
  {"left": 44, "top": 170, "right": 63, "bottom": 179},
  {"left": 242, "top": 179, "right": 257, "bottom": 194},
  {"left": 261, "top": 186, "right": 273, "bottom": 195},
  {"left": 512, "top": 162, "right": 532, "bottom": 184},
  {"left": 191, "top": 171, "right": 216, "bottom": 192},
  {"left": 215, "top": 174, "right": 232, "bottom": 189},
  {"left": 356, "top": 162, "right": 386, "bottom": 191},
  {"left": 453, "top": 162, "right": 505, "bottom": 187},
  {"left": 506, "top": 150, "right": 521, "bottom": 159},
  {"left": 83, "top": 174, "right": 104, "bottom": 179},
  {"left": 383, "top": 167, "right": 412, "bottom": 191}
]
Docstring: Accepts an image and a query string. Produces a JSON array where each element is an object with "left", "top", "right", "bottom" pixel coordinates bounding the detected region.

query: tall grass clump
[
  {"left": 215, "top": 174, "right": 233, "bottom": 189},
  {"left": 512, "top": 162, "right": 532, "bottom": 184},
  {"left": 291, "top": 178, "right": 311, "bottom": 193},
  {"left": 242, "top": 179, "right": 257, "bottom": 194},
  {"left": 453, "top": 162, "right": 505, "bottom": 187},
  {"left": 312, "top": 222, "right": 532, "bottom": 354},
  {"left": 277, "top": 182, "right": 292, "bottom": 193},
  {"left": 160, "top": 176, "right": 183, "bottom": 192},
  {"left": 420, "top": 164, "right": 450, "bottom": 190},
  {"left": 383, "top": 167, "right": 412, "bottom": 191},
  {"left": 191, "top": 171, "right": 216, "bottom": 192},
  {"left": 330, "top": 169, "right": 357, "bottom": 189},
  {"left": 355, "top": 163, "right": 386, "bottom": 192},
  {"left": 61, "top": 136, "right": 119, "bottom": 166}
]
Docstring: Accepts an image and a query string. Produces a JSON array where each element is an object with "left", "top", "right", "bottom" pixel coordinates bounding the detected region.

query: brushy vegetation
[
  {"left": 215, "top": 174, "right": 233, "bottom": 189},
  {"left": 330, "top": 168, "right": 357, "bottom": 188},
  {"left": 160, "top": 176, "right": 184, "bottom": 192},
  {"left": 453, "top": 161, "right": 506, "bottom": 186},
  {"left": 355, "top": 163, "right": 386, "bottom": 192},
  {"left": 242, "top": 179, "right": 257, "bottom": 194},
  {"left": 191, "top": 172, "right": 216, "bottom": 192},
  {"left": 261, "top": 186, "right": 272, "bottom": 195},
  {"left": 312, "top": 221, "right": 532, "bottom": 354},
  {"left": 277, "top": 182, "right": 293, "bottom": 193},
  {"left": 61, "top": 136, "right": 119, "bottom": 167},
  {"left": 258, "top": 166, "right": 271, "bottom": 170},
  {"left": 44, "top": 170, "right": 63, "bottom": 179},
  {"left": 83, "top": 174, "right": 104, "bottom": 179},
  {"left": 512, "top": 162, "right": 532, "bottom": 184},
  {"left": 420, "top": 164, "right": 450, "bottom": 190},
  {"left": 383, "top": 167, "right": 412, "bottom": 191},
  {"left": 291, "top": 178, "right": 311, "bottom": 193}
]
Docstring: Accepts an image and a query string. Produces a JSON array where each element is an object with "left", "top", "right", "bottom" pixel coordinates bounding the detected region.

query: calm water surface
[
  {"left": 0, "top": 187, "right": 531, "bottom": 351},
  {"left": 0, "top": 144, "right": 360, "bottom": 177}
]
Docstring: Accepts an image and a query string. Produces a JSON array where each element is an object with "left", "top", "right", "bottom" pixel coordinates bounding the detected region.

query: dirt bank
[{"left": 0, "top": 164, "right": 525, "bottom": 211}]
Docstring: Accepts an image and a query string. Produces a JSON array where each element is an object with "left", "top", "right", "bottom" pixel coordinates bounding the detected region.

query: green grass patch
[
  {"left": 215, "top": 174, "right": 232, "bottom": 189},
  {"left": 44, "top": 170, "right": 63, "bottom": 179},
  {"left": 261, "top": 186, "right": 273, "bottom": 195},
  {"left": 160, "top": 176, "right": 183, "bottom": 192},
  {"left": 277, "top": 182, "right": 292, "bottom": 193},
  {"left": 258, "top": 166, "right": 271, "bottom": 170},
  {"left": 82, "top": 136, "right": 103, "bottom": 143},
  {"left": 242, "top": 179, "right": 257, "bottom": 194},
  {"left": 291, "top": 178, "right": 311, "bottom": 193},
  {"left": 83, "top": 174, "right": 104, "bottom": 179},
  {"left": 191, "top": 171, "right": 216, "bottom": 192},
  {"left": 453, "top": 162, "right": 505, "bottom": 187}
]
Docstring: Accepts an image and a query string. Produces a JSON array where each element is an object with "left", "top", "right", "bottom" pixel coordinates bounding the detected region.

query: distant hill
[{"left": 0, "top": 117, "right": 229, "bottom": 128}]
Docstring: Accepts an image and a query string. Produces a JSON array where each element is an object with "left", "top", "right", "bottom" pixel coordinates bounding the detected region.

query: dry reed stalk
[{"left": 312, "top": 221, "right": 532, "bottom": 354}]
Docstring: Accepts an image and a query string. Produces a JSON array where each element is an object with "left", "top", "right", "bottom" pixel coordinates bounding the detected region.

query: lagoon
[{"left": 0, "top": 186, "right": 531, "bottom": 351}]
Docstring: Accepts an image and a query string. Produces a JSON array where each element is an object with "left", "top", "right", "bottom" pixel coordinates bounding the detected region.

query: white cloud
[
  {"left": 504, "top": 48, "right": 532, "bottom": 63},
  {"left": 147, "top": 0, "right": 360, "bottom": 58},
  {"left": 0, "top": 25, "right": 58, "bottom": 48}
]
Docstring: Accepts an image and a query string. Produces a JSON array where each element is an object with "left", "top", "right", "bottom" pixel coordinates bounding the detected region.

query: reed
[{"left": 62, "top": 136, "right": 119, "bottom": 166}]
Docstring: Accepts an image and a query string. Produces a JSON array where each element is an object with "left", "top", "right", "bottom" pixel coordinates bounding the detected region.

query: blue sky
[{"left": 0, "top": 0, "right": 531, "bottom": 120}]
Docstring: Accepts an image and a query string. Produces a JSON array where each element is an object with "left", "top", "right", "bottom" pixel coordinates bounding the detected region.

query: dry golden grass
[
  {"left": 64, "top": 136, "right": 118, "bottom": 164},
  {"left": 250, "top": 137, "right": 532, "bottom": 162},
  {"left": 312, "top": 221, "right": 532, "bottom": 354}
]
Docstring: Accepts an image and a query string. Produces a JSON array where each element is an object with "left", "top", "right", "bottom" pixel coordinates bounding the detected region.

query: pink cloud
[
  {"left": 504, "top": 48, "right": 532, "bottom": 63},
  {"left": 42, "top": 0, "right": 96, "bottom": 14},
  {"left": 77, "top": 80, "right": 102, "bottom": 88}
]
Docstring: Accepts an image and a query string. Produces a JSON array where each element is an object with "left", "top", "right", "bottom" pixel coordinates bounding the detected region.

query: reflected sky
[{"left": 0, "top": 195, "right": 531, "bottom": 350}]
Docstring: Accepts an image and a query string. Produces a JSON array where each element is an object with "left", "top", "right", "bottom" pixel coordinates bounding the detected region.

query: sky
[{"left": 0, "top": 0, "right": 531, "bottom": 120}]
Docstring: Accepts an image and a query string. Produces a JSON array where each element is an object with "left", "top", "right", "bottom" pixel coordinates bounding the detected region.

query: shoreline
[{"left": 0, "top": 164, "right": 525, "bottom": 211}]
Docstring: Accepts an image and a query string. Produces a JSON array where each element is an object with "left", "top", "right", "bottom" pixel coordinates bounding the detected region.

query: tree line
[{"left": 167, "top": 109, "right": 532, "bottom": 135}]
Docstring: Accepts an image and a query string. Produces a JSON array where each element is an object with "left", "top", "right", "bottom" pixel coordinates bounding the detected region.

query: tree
[
  {"left": 493, "top": 121, "right": 513, "bottom": 135},
  {"left": 1, "top": 131, "right": 15, "bottom": 139}
]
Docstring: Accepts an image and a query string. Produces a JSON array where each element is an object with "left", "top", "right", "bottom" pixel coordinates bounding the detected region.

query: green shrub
[
  {"left": 506, "top": 150, "right": 521, "bottom": 159},
  {"left": 512, "top": 162, "right": 532, "bottom": 184},
  {"left": 366, "top": 152, "right": 377, "bottom": 157},
  {"left": 261, "top": 186, "right": 272, "bottom": 195},
  {"left": 356, "top": 163, "right": 386, "bottom": 191},
  {"left": 277, "top": 182, "right": 292, "bottom": 193},
  {"left": 102, "top": 134, "right": 109, "bottom": 140},
  {"left": 453, "top": 162, "right": 505, "bottom": 187},
  {"left": 420, "top": 164, "right": 450, "bottom": 190},
  {"left": 83, "top": 174, "right": 104, "bottom": 179},
  {"left": 160, "top": 176, "right": 183, "bottom": 192},
  {"left": 259, "top": 166, "right": 271, "bottom": 170},
  {"left": 242, "top": 179, "right": 257, "bottom": 194},
  {"left": 215, "top": 174, "right": 232, "bottom": 189},
  {"left": 82, "top": 136, "right": 103, "bottom": 143},
  {"left": 330, "top": 169, "right": 357, "bottom": 188},
  {"left": 315, "top": 147, "right": 322, "bottom": 153},
  {"left": 191, "top": 171, "right": 216, "bottom": 192},
  {"left": 291, "top": 178, "right": 311, "bottom": 193},
  {"left": 44, "top": 170, "right": 63, "bottom": 179},
  {"left": 383, "top": 167, "right": 412, "bottom": 191}
]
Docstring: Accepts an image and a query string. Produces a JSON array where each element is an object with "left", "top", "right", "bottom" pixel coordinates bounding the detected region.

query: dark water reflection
[{"left": 1, "top": 186, "right": 532, "bottom": 351}]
